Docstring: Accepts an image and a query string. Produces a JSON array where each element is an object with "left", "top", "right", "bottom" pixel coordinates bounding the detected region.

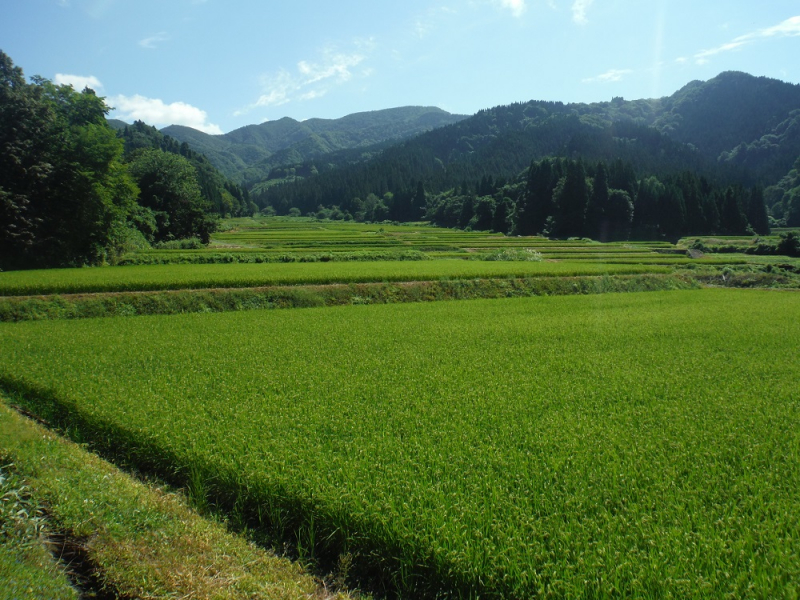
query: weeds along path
[{"left": 0, "top": 273, "right": 696, "bottom": 322}]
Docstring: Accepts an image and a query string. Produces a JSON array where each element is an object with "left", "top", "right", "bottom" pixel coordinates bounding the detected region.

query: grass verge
[
  {"left": 0, "top": 273, "right": 697, "bottom": 322},
  {"left": 0, "top": 464, "right": 78, "bottom": 600}
]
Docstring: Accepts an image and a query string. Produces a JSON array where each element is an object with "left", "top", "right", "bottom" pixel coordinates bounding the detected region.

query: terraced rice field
[
  {"left": 2, "top": 289, "right": 798, "bottom": 598},
  {"left": 0, "top": 260, "right": 671, "bottom": 296}
]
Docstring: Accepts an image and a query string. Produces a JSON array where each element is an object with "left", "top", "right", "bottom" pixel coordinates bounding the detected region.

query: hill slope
[
  {"left": 161, "top": 106, "right": 468, "bottom": 184},
  {"left": 259, "top": 72, "right": 800, "bottom": 213}
]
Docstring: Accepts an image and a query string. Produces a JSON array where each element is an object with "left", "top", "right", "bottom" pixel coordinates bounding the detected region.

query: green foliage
[
  {"left": 0, "top": 51, "right": 140, "bottom": 269},
  {"left": 777, "top": 231, "right": 800, "bottom": 257},
  {"left": 425, "top": 156, "right": 766, "bottom": 241},
  {"left": 0, "top": 465, "right": 78, "bottom": 600},
  {"left": 127, "top": 149, "right": 218, "bottom": 244},
  {"left": 152, "top": 237, "right": 205, "bottom": 250},
  {"left": 478, "top": 248, "right": 542, "bottom": 261},
  {"left": 118, "top": 120, "right": 251, "bottom": 218},
  {"left": 1, "top": 290, "right": 799, "bottom": 597}
]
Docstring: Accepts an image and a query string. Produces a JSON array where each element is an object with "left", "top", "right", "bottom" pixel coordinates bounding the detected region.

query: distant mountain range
[
  {"left": 253, "top": 72, "right": 800, "bottom": 213},
  {"left": 148, "top": 106, "right": 468, "bottom": 186},
  {"left": 110, "top": 71, "right": 800, "bottom": 224}
]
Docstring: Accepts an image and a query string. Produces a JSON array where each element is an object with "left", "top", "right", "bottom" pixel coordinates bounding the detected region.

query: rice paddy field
[
  {"left": 0, "top": 260, "right": 674, "bottom": 296},
  {"left": 2, "top": 289, "right": 799, "bottom": 598},
  {"left": 2, "top": 218, "right": 800, "bottom": 598}
]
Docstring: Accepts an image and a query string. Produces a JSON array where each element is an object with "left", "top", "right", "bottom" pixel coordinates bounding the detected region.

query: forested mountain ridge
[
  {"left": 159, "top": 106, "right": 468, "bottom": 185},
  {"left": 117, "top": 120, "right": 253, "bottom": 218},
  {"left": 258, "top": 72, "right": 800, "bottom": 212},
  {"left": 256, "top": 71, "right": 799, "bottom": 238}
]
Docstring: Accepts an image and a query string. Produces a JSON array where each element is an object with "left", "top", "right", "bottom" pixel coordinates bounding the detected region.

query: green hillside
[{"left": 162, "top": 106, "right": 468, "bottom": 185}]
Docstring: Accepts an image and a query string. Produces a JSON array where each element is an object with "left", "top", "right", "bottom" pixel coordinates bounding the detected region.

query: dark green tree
[
  {"left": 0, "top": 51, "right": 139, "bottom": 269},
  {"left": 471, "top": 196, "right": 496, "bottom": 231},
  {"left": 632, "top": 176, "right": 663, "bottom": 239},
  {"left": 492, "top": 196, "right": 513, "bottom": 234},
  {"left": 718, "top": 186, "right": 748, "bottom": 234},
  {"left": 514, "top": 159, "right": 557, "bottom": 235},
  {"left": 553, "top": 160, "right": 589, "bottom": 237},
  {"left": 605, "top": 189, "right": 634, "bottom": 241},
  {"left": 586, "top": 161, "right": 610, "bottom": 240},
  {"left": 458, "top": 195, "right": 475, "bottom": 229},
  {"left": 784, "top": 188, "right": 800, "bottom": 227},
  {"left": 658, "top": 183, "right": 687, "bottom": 239},
  {"left": 127, "top": 149, "right": 217, "bottom": 243},
  {"left": 744, "top": 187, "right": 770, "bottom": 234}
]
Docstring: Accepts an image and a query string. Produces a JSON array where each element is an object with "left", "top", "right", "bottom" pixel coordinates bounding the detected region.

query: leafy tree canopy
[{"left": 0, "top": 51, "right": 139, "bottom": 269}]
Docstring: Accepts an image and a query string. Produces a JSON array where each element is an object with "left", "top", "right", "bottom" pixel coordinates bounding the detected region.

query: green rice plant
[
  {"left": 0, "top": 261, "right": 670, "bottom": 296},
  {"left": 0, "top": 404, "right": 342, "bottom": 600},
  {"left": 0, "top": 289, "right": 798, "bottom": 597}
]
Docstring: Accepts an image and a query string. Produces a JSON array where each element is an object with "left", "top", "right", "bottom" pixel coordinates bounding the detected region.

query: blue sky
[{"left": 2, "top": 0, "right": 799, "bottom": 134}]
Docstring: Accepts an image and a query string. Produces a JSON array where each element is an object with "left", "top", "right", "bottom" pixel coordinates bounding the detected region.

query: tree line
[
  {"left": 427, "top": 157, "right": 769, "bottom": 240},
  {"left": 261, "top": 153, "right": 770, "bottom": 241},
  {"left": 0, "top": 51, "right": 250, "bottom": 270}
]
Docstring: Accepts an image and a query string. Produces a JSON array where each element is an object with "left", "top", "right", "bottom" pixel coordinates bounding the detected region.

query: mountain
[
  {"left": 161, "top": 106, "right": 468, "bottom": 185},
  {"left": 653, "top": 72, "right": 800, "bottom": 157},
  {"left": 117, "top": 121, "right": 252, "bottom": 218},
  {"left": 259, "top": 72, "right": 800, "bottom": 215},
  {"left": 107, "top": 118, "right": 130, "bottom": 131}
]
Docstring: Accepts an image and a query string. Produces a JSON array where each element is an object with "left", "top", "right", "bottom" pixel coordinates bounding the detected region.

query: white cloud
[
  {"left": 571, "top": 0, "right": 594, "bottom": 25},
  {"left": 298, "top": 50, "right": 364, "bottom": 85},
  {"left": 298, "top": 89, "right": 328, "bottom": 102},
  {"left": 582, "top": 68, "right": 633, "bottom": 84},
  {"left": 760, "top": 15, "right": 800, "bottom": 37},
  {"left": 139, "top": 32, "right": 169, "bottom": 49},
  {"left": 694, "top": 15, "right": 800, "bottom": 65},
  {"left": 237, "top": 44, "right": 373, "bottom": 117},
  {"left": 498, "top": 0, "right": 527, "bottom": 19},
  {"left": 109, "top": 94, "right": 223, "bottom": 134},
  {"left": 54, "top": 73, "right": 103, "bottom": 91}
]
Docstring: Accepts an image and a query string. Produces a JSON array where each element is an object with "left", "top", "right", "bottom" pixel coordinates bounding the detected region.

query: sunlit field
[{"left": 2, "top": 289, "right": 798, "bottom": 597}]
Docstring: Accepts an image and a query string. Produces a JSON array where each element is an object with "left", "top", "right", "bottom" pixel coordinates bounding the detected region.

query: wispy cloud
[
  {"left": 236, "top": 43, "right": 374, "bottom": 116},
  {"left": 109, "top": 94, "right": 223, "bottom": 134},
  {"left": 60, "top": 0, "right": 117, "bottom": 19},
  {"left": 54, "top": 73, "right": 103, "bottom": 91},
  {"left": 413, "top": 6, "right": 458, "bottom": 40},
  {"left": 139, "top": 32, "right": 169, "bottom": 50},
  {"left": 582, "top": 68, "right": 632, "bottom": 84},
  {"left": 571, "top": 0, "right": 594, "bottom": 25},
  {"left": 694, "top": 15, "right": 800, "bottom": 65},
  {"left": 497, "top": 0, "right": 527, "bottom": 19}
]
